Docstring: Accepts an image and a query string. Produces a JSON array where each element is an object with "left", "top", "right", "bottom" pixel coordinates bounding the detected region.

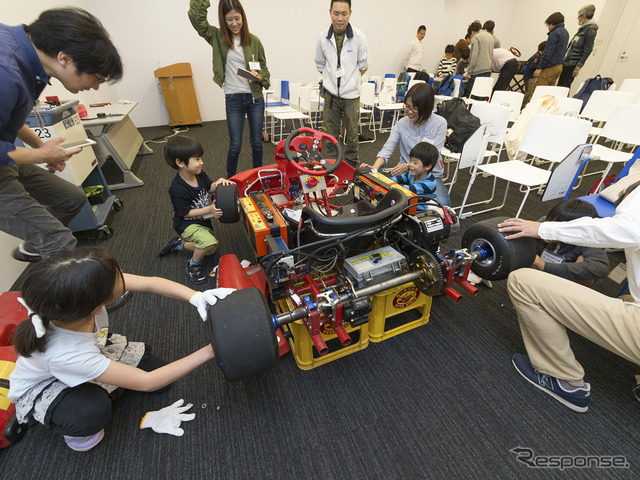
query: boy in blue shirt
[
  {"left": 389, "top": 142, "right": 438, "bottom": 210},
  {"left": 159, "top": 135, "right": 233, "bottom": 284}
]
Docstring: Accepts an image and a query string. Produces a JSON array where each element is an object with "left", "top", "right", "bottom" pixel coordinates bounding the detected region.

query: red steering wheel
[{"left": 283, "top": 128, "right": 343, "bottom": 176}]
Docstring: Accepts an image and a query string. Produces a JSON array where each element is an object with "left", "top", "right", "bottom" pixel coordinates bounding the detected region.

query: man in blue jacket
[
  {"left": 533, "top": 12, "right": 569, "bottom": 91},
  {"left": 0, "top": 8, "right": 122, "bottom": 261}
]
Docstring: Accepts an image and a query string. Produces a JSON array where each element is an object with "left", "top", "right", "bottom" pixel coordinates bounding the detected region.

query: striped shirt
[{"left": 389, "top": 172, "right": 437, "bottom": 210}]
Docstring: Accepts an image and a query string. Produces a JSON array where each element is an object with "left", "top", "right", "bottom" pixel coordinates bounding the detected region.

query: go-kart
[{"left": 209, "top": 128, "right": 535, "bottom": 381}]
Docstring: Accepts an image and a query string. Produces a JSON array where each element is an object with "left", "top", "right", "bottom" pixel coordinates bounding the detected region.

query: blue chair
[{"left": 577, "top": 151, "right": 639, "bottom": 218}]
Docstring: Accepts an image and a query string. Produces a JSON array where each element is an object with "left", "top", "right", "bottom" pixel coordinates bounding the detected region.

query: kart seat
[{"left": 302, "top": 188, "right": 408, "bottom": 234}]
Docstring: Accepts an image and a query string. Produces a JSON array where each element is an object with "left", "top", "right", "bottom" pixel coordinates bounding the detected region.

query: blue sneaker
[
  {"left": 633, "top": 378, "right": 640, "bottom": 403},
  {"left": 512, "top": 354, "right": 590, "bottom": 413}
]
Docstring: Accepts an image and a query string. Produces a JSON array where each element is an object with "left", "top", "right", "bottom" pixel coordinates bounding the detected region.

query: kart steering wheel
[{"left": 283, "top": 128, "right": 343, "bottom": 176}]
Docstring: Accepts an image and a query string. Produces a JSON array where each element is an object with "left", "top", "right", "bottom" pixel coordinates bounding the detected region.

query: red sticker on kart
[{"left": 392, "top": 287, "right": 420, "bottom": 309}]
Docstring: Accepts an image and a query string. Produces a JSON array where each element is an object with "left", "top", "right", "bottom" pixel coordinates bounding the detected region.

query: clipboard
[{"left": 237, "top": 67, "right": 256, "bottom": 81}]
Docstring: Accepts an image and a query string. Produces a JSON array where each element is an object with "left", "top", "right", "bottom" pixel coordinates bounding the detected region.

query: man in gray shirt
[{"left": 465, "top": 21, "right": 494, "bottom": 97}]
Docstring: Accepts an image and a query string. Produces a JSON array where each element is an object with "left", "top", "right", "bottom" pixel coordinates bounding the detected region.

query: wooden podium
[{"left": 154, "top": 63, "right": 202, "bottom": 126}]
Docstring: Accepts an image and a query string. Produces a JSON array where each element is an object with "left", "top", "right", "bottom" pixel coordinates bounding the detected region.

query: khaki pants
[
  {"left": 507, "top": 268, "right": 640, "bottom": 382},
  {"left": 322, "top": 92, "right": 360, "bottom": 165},
  {"left": 530, "top": 64, "right": 563, "bottom": 98}
]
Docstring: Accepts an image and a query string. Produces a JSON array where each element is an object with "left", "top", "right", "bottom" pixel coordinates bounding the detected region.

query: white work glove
[
  {"left": 140, "top": 399, "right": 195, "bottom": 436},
  {"left": 189, "top": 288, "right": 236, "bottom": 321}
]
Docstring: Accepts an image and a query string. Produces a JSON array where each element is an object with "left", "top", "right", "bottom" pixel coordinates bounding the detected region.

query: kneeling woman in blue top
[{"left": 389, "top": 142, "right": 438, "bottom": 211}]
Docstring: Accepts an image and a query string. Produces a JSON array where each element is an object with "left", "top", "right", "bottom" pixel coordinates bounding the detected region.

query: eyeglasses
[
  {"left": 404, "top": 103, "right": 418, "bottom": 113},
  {"left": 92, "top": 73, "right": 109, "bottom": 85}
]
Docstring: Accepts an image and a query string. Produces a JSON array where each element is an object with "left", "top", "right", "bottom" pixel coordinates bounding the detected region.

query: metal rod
[{"left": 275, "top": 269, "right": 426, "bottom": 327}]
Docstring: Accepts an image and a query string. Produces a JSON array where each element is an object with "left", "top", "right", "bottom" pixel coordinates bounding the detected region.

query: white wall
[{"left": 6, "top": 0, "right": 634, "bottom": 129}]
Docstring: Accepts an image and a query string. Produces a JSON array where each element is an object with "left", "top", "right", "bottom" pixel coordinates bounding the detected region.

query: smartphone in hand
[{"left": 60, "top": 139, "right": 96, "bottom": 149}]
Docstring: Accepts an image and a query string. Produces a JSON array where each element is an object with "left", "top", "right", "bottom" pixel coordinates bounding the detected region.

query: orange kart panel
[
  {"left": 354, "top": 171, "right": 418, "bottom": 214},
  {"left": 240, "top": 193, "right": 289, "bottom": 258}
]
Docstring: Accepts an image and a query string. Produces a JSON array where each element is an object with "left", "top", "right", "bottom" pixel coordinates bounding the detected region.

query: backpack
[
  {"left": 573, "top": 75, "right": 614, "bottom": 113},
  {"left": 397, "top": 69, "right": 409, "bottom": 98},
  {"left": 434, "top": 74, "right": 455, "bottom": 96},
  {"left": 436, "top": 98, "right": 481, "bottom": 153},
  {"left": 412, "top": 70, "right": 430, "bottom": 82}
]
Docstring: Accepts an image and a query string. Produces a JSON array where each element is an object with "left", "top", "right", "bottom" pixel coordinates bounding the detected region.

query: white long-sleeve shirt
[
  {"left": 539, "top": 186, "right": 640, "bottom": 303},
  {"left": 404, "top": 37, "right": 423, "bottom": 70},
  {"left": 315, "top": 24, "right": 369, "bottom": 100}
]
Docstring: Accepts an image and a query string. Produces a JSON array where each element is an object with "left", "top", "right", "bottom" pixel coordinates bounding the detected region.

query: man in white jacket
[
  {"left": 404, "top": 25, "right": 426, "bottom": 73},
  {"left": 315, "top": 0, "right": 369, "bottom": 166},
  {"left": 498, "top": 181, "right": 640, "bottom": 413}
]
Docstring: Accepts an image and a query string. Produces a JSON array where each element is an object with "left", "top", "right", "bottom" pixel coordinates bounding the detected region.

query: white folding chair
[
  {"left": 375, "top": 83, "right": 404, "bottom": 133},
  {"left": 579, "top": 90, "right": 637, "bottom": 137},
  {"left": 271, "top": 82, "right": 310, "bottom": 144},
  {"left": 358, "top": 82, "right": 376, "bottom": 143},
  {"left": 618, "top": 78, "right": 640, "bottom": 98},
  {"left": 445, "top": 104, "right": 509, "bottom": 203},
  {"left": 584, "top": 104, "right": 640, "bottom": 190},
  {"left": 490, "top": 90, "right": 524, "bottom": 123},
  {"left": 299, "top": 84, "right": 322, "bottom": 129},
  {"left": 555, "top": 97, "right": 584, "bottom": 117},
  {"left": 530, "top": 85, "right": 569, "bottom": 102},
  {"left": 469, "top": 76, "right": 495, "bottom": 101},
  {"left": 460, "top": 140, "right": 593, "bottom": 218},
  {"left": 512, "top": 114, "right": 592, "bottom": 165},
  {"left": 407, "top": 79, "right": 426, "bottom": 91}
]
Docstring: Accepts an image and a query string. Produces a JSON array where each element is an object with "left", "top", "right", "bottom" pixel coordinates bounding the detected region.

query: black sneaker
[
  {"left": 12, "top": 242, "right": 42, "bottom": 262},
  {"left": 158, "top": 237, "right": 182, "bottom": 257},
  {"left": 512, "top": 354, "right": 591, "bottom": 413},
  {"left": 186, "top": 261, "right": 206, "bottom": 284}
]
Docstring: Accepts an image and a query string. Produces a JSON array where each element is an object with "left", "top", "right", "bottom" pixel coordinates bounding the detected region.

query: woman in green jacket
[{"left": 189, "top": 0, "right": 270, "bottom": 178}]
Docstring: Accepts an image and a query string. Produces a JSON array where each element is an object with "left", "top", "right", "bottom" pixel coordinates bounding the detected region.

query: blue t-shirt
[
  {"left": 0, "top": 24, "right": 50, "bottom": 167},
  {"left": 169, "top": 171, "right": 214, "bottom": 234},
  {"left": 390, "top": 171, "right": 437, "bottom": 211}
]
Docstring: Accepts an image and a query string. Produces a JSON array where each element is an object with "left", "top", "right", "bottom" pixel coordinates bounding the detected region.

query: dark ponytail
[{"left": 13, "top": 247, "right": 122, "bottom": 358}]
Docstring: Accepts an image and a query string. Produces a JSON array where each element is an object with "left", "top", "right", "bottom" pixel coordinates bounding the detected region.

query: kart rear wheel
[
  {"left": 461, "top": 216, "right": 536, "bottom": 281},
  {"left": 208, "top": 288, "right": 279, "bottom": 381},
  {"left": 216, "top": 184, "right": 241, "bottom": 224}
]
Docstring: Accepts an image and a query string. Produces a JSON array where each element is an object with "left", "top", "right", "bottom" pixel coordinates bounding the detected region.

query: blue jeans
[
  {"left": 225, "top": 93, "right": 265, "bottom": 178},
  {"left": 434, "top": 176, "right": 451, "bottom": 206}
]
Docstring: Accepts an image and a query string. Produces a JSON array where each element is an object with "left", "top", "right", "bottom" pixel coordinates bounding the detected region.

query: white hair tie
[{"left": 17, "top": 297, "right": 46, "bottom": 339}]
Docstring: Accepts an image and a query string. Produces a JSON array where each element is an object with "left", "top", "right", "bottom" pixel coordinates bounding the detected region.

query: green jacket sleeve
[
  {"left": 188, "top": 0, "right": 217, "bottom": 44},
  {"left": 255, "top": 37, "right": 270, "bottom": 90}
]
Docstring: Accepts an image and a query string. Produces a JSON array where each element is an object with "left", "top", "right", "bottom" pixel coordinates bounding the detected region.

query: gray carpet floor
[{"left": 1, "top": 118, "right": 638, "bottom": 479}]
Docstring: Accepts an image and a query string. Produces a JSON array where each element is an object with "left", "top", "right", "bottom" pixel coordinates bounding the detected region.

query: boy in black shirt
[{"left": 159, "top": 135, "right": 233, "bottom": 284}]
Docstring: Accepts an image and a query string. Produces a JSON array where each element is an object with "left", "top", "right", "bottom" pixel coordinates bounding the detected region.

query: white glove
[
  {"left": 189, "top": 288, "right": 236, "bottom": 321},
  {"left": 140, "top": 399, "right": 195, "bottom": 436}
]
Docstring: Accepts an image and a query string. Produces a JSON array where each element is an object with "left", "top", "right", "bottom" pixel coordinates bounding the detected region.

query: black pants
[
  {"left": 493, "top": 59, "right": 519, "bottom": 91},
  {"left": 464, "top": 72, "right": 491, "bottom": 97},
  {"left": 557, "top": 65, "right": 576, "bottom": 88},
  {"left": 44, "top": 350, "right": 167, "bottom": 436}
]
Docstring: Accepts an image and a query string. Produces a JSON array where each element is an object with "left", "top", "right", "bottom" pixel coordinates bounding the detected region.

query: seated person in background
[
  {"left": 388, "top": 142, "right": 438, "bottom": 211},
  {"left": 455, "top": 50, "right": 470, "bottom": 79},
  {"left": 437, "top": 45, "right": 457, "bottom": 77},
  {"left": 158, "top": 135, "right": 234, "bottom": 284},
  {"left": 522, "top": 41, "right": 546, "bottom": 107},
  {"left": 532, "top": 199, "right": 610, "bottom": 287},
  {"left": 452, "top": 33, "right": 471, "bottom": 61}
]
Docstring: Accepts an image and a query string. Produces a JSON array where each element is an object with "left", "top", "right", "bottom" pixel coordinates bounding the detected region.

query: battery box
[
  {"left": 354, "top": 171, "right": 418, "bottom": 214},
  {"left": 343, "top": 246, "right": 407, "bottom": 289},
  {"left": 240, "top": 193, "right": 289, "bottom": 257}
]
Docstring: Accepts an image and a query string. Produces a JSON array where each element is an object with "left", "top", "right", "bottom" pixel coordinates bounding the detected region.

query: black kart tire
[
  {"left": 208, "top": 288, "right": 279, "bottom": 381},
  {"left": 461, "top": 216, "right": 536, "bottom": 281},
  {"left": 216, "top": 184, "right": 241, "bottom": 224}
]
